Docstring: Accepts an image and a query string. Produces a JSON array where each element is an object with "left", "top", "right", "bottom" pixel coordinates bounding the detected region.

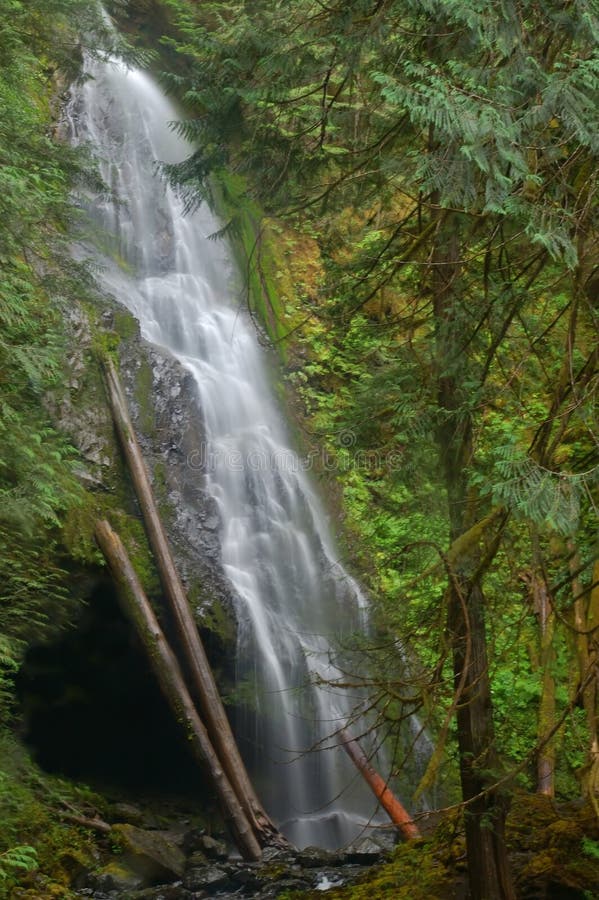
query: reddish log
[{"left": 340, "top": 729, "right": 421, "bottom": 841}]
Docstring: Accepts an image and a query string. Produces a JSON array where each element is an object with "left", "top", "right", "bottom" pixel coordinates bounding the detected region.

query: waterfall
[{"left": 68, "top": 55, "right": 388, "bottom": 850}]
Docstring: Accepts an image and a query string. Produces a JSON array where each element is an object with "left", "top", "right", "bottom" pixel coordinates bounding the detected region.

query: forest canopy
[{"left": 154, "top": 2, "right": 599, "bottom": 896}]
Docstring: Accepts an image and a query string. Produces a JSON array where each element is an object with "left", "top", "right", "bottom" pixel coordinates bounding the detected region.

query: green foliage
[
  {"left": 315, "top": 839, "right": 451, "bottom": 899},
  {"left": 157, "top": 0, "right": 599, "bottom": 811},
  {"left": 0, "top": 0, "right": 126, "bottom": 720},
  {"left": 481, "top": 445, "right": 594, "bottom": 536},
  {"left": 0, "top": 732, "right": 102, "bottom": 898},
  {"left": 0, "top": 844, "right": 38, "bottom": 884},
  {"left": 0, "top": 5, "right": 70, "bottom": 714},
  {"left": 582, "top": 837, "right": 599, "bottom": 862}
]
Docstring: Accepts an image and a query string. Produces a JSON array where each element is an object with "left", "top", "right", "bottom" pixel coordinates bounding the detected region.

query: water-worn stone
[
  {"left": 110, "top": 802, "right": 150, "bottom": 828},
  {"left": 259, "top": 876, "right": 313, "bottom": 898},
  {"left": 259, "top": 846, "right": 297, "bottom": 864},
  {"left": 112, "top": 824, "right": 186, "bottom": 883},
  {"left": 128, "top": 884, "right": 190, "bottom": 899},
  {"left": 88, "top": 860, "right": 146, "bottom": 893},
  {"left": 78, "top": 843, "right": 380, "bottom": 899},
  {"left": 185, "top": 851, "right": 209, "bottom": 870},
  {"left": 296, "top": 846, "right": 346, "bottom": 868},
  {"left": 182, "top": 829, "right": 229, "bottom": 860},
  {"left": 183, "top": 865, "right": 231, "bottom": 892},
  {"left": 343, "top": 835, "right": 392, "bottom": 864},
  {"left": 227, "top": 865, "right": 262, "bottom": 891},
  {"left": 194, "top": 835, "right": 228, "bottom": 860}
]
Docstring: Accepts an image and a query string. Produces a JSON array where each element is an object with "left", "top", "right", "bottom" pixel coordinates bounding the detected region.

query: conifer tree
[{"left": 160, "top": 1, "right": 599, "bottom": 895}]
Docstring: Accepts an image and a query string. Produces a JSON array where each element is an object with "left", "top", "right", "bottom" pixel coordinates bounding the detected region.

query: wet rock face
[
  {"left": 58, "top": 298, "right": 237, "bottom": 639},
  {"left": 118, "top": 332, "right": 235, "bottom": 621},
  {"left": 53, "top": 306, "right": 116, "bottom": 475}
]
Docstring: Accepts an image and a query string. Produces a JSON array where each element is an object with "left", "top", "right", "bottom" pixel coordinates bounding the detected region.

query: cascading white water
[{"left": 68, "top": 55, "right": 387, "bottom": 849}]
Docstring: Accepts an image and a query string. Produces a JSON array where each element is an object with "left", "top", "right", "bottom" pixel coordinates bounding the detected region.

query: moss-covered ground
[
  {"left": 0, "top": 733, "right": 104, "bottom": 899},
  {"left": 277, "top": 793, "right": 599, "bottom": 900}
]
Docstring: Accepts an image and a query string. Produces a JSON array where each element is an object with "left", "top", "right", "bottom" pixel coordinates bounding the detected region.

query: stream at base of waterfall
[{"left": 68, "top": 52, "right": 399, "bottom": 851}]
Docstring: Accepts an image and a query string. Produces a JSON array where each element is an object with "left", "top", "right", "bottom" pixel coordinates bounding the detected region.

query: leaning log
[
  {"left": 339, "top": 729, "right": 421, "bottom": 840},
  {"left": 101, "top": 356, "right": 282, "bottom": 846},
  {"left": 95, "top": 519, "right": 262, "bottom": 861}
]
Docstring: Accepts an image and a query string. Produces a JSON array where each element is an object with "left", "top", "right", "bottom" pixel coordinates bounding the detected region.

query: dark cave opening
[{"left": 17, "top": 578, "right": 209, "bottom": 799}]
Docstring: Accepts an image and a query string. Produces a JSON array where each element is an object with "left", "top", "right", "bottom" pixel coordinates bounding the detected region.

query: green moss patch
[{"left": 0, "top": 733, "right": 105, "bottom": 899}]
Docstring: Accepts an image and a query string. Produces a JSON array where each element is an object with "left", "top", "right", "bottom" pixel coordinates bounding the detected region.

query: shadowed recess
[{"left": 17, "top": 580, "right": 208, "bottom": 796}]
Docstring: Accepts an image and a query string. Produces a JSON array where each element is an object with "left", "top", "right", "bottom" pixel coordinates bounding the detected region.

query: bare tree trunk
[
  {"left": 430, "top": 204, "right": 515, "bottom": 900},
  {"left": 569, "top": 542, "right": 591, "bottom": 710},
  {"left": 94, "top": 519, "right": 262, "bottom": 861},
  {"left": 339, "top": 729, "right": 420, "bottom": 840},
  {"left": 529, "top": 533, "right": 556, "bottom": 796},
  {"left": 568, "top": 544, "right": 599, "bottom": 802},
  {"left": 588, "top": 559, "right": 599, "bottom": 810},
  {"left": 449, "top": 578, "right": 515, "bottom": 900},
  {"left": 102, "top": 356, "right": 282, "bottom": 847},
  {"left": 536, "top": 589, "right": 557, "bottom": 797}
]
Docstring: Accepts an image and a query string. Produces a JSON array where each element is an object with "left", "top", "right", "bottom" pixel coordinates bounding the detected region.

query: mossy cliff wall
[{"left": 57, "top": 292, "right": 236, "bottom": 649}]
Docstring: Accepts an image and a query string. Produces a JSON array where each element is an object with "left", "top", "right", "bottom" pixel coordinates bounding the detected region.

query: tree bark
[
  {"left": 94, "top": 519, "right": 262, "bottom": 861},
  {"left": 431, "top": 205, "right": 515, "bottom": 900},
  {"left": 536, "top": 589, "right": 557, "bottom": 797},
  {"left": 339, "top": 729, "right": 420, "bottom": 840},
  {"left": 522, "top": 532, "right": 557, "bottom": 796},
  {"left": 568, "top": 543, "right": 599, "bottom": 801},
  {"left": 102, "top": 356, "right": 282, "bottom": 847},
  {"left": 59, "top": 813, "right": 112, "bottom": 834},
  {"left": 448, "top": 578, "right": 514, "bottom": 900}
]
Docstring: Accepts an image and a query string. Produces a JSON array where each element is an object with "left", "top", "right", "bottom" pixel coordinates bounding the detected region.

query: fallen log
[
  {"left": 95, "top": 519, "right": 262, "bottom": 861},
  {"left": 339, "top": 729, "right": 421, "bottom": 841},
  {"left": 101, "top": 356, "right": 282, "bottom": 847},
  {"left": 59, "top": 812, "right": 112, "bottom": 834}
]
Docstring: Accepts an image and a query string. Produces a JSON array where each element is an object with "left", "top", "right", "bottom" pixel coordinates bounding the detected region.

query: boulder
[
  {"left": 183, "top": 830, "right": 228, "bottom": 860},
  {"left": 110, "top": 802, "right": 150, "bottom": 828},
  {"left": 194, "top": 834, "right": 228, "bottom": 861},
  {"left": 183, "top": 865, "right": 231, "bottom": 892},
  {"left": 343, "top": 835, "right": 390, "bottom": 864},
  {"left": 129, "top": 884, "right": 190, "bottom": 900},
  {"left": 296, "top": 846, "right": 345, "bottom": 868},
  {"left": 112, "top": 824, "right": 186, "bottom": 883},
  {"left": 89, "top": 859, "right": 146, "bottom": 893},
  {"left": 185, "top": 850, "right": 209, "bottom": 869}
]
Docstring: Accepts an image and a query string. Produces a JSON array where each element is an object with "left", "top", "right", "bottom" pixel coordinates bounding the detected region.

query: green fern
[
  {"left": 489, "top": 445, "right": 596, "bottom": 536},
  {"left": 0, "top": 845, "right": 37, "bottom": 881}
]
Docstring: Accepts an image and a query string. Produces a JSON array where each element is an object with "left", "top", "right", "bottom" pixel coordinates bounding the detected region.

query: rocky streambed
[{"left": 77, "top": 819, "right": 396, "bottom": 900}]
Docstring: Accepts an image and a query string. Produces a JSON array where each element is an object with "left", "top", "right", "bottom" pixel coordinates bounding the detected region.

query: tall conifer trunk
[
  {"left": 431, "top": 209, "right": 515, "bottom": 900},
  {"left": 569, "top": 544, "right": 599, "bottom": 800},
  {"left": 530, "top": 532, "right": 556, "bottom": 797}
]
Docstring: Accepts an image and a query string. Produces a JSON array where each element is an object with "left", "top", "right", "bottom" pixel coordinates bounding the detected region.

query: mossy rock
[
  {"left": 62, "top": 497, "right": 159, "bottom": 595},
  {"left": 301, "top": 840, "right": 454, "bottom": 900},
  {"left": 211, "top": 172, "right": 308, "bottom": 361},
  {"left": 507, "top": 792, "right": 599, "bottom": 898},
  {"left": 196, "top": 594, "right": 236, "bottom": 646},
  {"left": 0, "top": 733, "right": 101, "bottom": 898},
  {"left": 507, "top": 792, "right": 560, "bottom": 852},
  {"left": 111, "top": 824, "right": 185, "bottom": 883},
  {"left": 92, "top": 859, "right": 146, "bottom": 893},
  {"left": 114, "top": 307, "right": 141, "bottom": 341},
  {"left": 133, "top": 355, "right": 156, "bottom": 435}
]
